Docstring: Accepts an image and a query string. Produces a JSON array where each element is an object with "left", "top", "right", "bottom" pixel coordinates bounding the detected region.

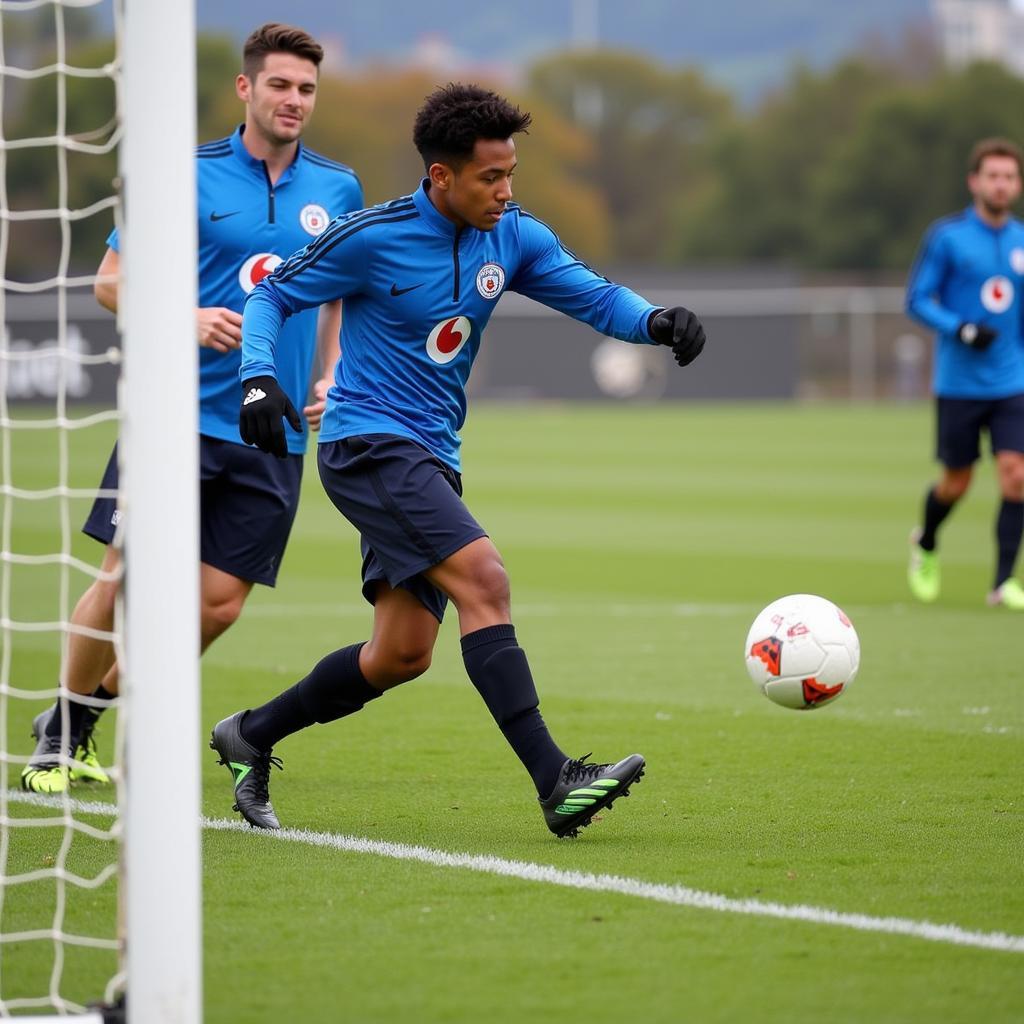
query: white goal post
[
  {"left": 0, "top": 0, "right": 201, "bottom": 1020},
  {"left": 120, "top": 0, "right": 201, "bottom": 1021}
]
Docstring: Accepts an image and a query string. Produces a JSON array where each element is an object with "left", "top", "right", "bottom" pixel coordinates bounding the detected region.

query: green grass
[{"left": 3, "top": 403, "right": 1023, "bottom": 1022}]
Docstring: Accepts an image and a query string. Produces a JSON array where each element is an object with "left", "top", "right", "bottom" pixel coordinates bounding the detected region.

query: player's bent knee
[
  {"left": 457, "top": 556, "right": 510, "bottom": 611},
  {"left": 364, "top": 642, "right": 432, "bottom": 685},
  {"left": 201, "top": 593, "right": 246, "bottom": 640}
]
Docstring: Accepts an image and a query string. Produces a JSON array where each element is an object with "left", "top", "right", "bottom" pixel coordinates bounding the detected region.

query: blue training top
[
  {"left": 905, "top": 205, "right": 1024, "bottom": 399},
  {"left": 109, "top": 125, "right": 363, "bottom": 453},
  {"left": 241, "top": 180, "right": 659, "bottom": 471}
]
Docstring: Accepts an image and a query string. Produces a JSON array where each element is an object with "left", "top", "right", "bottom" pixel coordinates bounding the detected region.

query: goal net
[{"left": 0, "top": 2, "right": 200, "bottom": 1021}]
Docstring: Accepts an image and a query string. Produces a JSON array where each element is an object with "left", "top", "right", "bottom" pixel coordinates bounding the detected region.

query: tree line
[{"left": 6, "top": 29, "right": 1024, "bottom": 281}]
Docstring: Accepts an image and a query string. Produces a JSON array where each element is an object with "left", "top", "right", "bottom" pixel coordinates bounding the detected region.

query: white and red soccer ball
[{"left": 744, "top": 594, "right": 860, "bottom": 710}]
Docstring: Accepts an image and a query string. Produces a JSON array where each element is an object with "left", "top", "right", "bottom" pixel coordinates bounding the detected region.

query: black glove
[
  {"left": 957, "top": 322, "right": 997, "bottom": 351},
  {"left": 240, "top": 376, "right": 301, "bottom": 459},
  {"left": 648, "top": 306, "right": 706, "bottom": 367}
]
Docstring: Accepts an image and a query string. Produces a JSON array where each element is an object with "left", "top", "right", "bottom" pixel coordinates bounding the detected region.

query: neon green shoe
[
  {"left": 71, "top": 724, "right": 110, "bottom": 784},
  {"left": 987, "top": 578, "right": 1024, "bottom": 610},
  {"left": 907, "top": 528, "right": 940, "bottom": 603},
  {"left": 31, "top": 708, "right": 110, "bottom": 785},
  {"left": 20, "top": 726, "right": 70, "bottom": 794}
]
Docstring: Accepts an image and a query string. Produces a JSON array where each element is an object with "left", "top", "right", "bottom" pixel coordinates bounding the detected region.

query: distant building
[{"left": 932, "top": 0, "right": 1024, "bottom": 75}]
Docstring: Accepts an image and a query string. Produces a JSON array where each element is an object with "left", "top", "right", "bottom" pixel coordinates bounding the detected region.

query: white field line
[{"left": 8, "top": 790, "right": 1023, "bottom": 955}]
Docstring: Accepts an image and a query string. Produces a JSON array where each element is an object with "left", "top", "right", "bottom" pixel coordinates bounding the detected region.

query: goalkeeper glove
[
  {"left": 240, "top": 376, "right": 302, "bottom": 459},
  {"left": 648, "top": 306, "right": 706, "bottom": 367},
  {"left": 957, "top": 322, "right": 997, "bottom": 351}
]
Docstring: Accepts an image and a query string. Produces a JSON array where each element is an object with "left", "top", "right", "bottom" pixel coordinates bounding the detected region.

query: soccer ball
[{"left": 744, "top": 594, "right": 860, "bottom": 710}]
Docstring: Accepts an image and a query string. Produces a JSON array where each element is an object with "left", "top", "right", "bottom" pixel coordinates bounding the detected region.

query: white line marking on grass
[{"left": 9, "top": 790, "right": 1023, "bottom": 955}]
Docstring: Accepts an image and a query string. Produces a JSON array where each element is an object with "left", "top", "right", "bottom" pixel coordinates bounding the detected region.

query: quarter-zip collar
[
  {"left": 967, "top": 203, "right": 1013, "bottom": 235},
  {"left": 230, "top": 124, "right": 302, "bottom": 188},
  {"left": 413, "top": 178, "right": 467, "bottom": 239}
]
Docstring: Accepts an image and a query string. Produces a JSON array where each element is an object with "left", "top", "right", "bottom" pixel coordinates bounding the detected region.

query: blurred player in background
[
  {"left": 21, "top": 23, "right": 363, "bottom": 794},
  {"left": 905, "top": 137, "right": 1024, "bottom": 610},
  {"left": 211, "top": 83, "right": 707, "bottom": 839}
]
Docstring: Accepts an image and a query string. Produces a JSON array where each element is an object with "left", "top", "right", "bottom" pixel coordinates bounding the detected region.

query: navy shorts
[
  {"left": 936, "top": 393, "right": 1024, "bottom": 468},
  {"left": 317, "top": 434, "right": 488, "bottom": 622},
  {"left": 82, "top": 437, "right": 303, "bottom": 586}
]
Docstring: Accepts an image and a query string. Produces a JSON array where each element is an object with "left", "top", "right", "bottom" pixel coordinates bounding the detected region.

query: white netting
[{"left": 0, "top": 0, "right": 124, "bottom": 1015}]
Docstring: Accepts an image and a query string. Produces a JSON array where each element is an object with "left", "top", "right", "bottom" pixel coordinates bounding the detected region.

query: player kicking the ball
[{"left": 211, "top": 83, "right": 706, "bottom": 838}]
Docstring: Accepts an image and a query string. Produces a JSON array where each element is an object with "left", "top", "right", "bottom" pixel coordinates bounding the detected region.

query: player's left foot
[
  {"left": 987, "top": 578, "right": 1024, "bottom": 610},
  {"left": 210, "top": 711, "right": 283, "bottom": 830},
  {"left": 20, "top": 727, "right": 70, "bottom": 794},
  {"left": 31, "top": 708, "right": 110, "bottom": 785},
  {"left": 539, "top": 753, "right": 645, "bottom": 838},
  {"left": 907, "top": 527, "right": 940, "bottom": 603}
]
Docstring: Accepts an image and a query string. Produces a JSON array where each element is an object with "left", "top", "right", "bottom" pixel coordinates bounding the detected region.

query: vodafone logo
[
  {"left": 300, "top": 203, "right": 329, "bottom": 236},
  {"left": 238, "top": 253, "right": 282, "bottom": 294},
  {"left": 426, "top": 316, "right": 471, "bottom": 364},
  {"left": 981, "top": 275, "right": 1014, "bottom": 314}
]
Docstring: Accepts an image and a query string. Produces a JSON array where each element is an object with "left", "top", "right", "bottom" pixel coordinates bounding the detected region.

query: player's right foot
[
  {"left": 539, "top": 753, "right": 645, "bottom": 838},
  {"left": 31, "top": 708, "right": 109, "bottom": 785},
  {"left": 987, "top": 578, "right": 1024, "bottom": 610},
  {"left": 20, "top": 728, "right": 70, "bottom": 794},
  {"left": 907, "top": 527, "right": 940, "bottom": 603},
  {"left": 210, "top": 711, "right": 282, "bottom": 830}
]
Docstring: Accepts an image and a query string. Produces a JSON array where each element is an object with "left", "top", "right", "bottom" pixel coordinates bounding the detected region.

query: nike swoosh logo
[
  {"left": 390, "top": 282, "right": 424, "bottom": 297},
  {"left": 210, "top": 210, "right": 240, "bottom": 222}
]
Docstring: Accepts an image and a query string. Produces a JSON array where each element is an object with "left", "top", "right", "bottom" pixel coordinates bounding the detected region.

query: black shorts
[
  {"left": 936, "top": 393, "right": 1024, "bottom": 468},
  {"left": 317, "top": 434, "right": 488, "bottom": 622},
  {"left": 82, "top": 437, "right": 303, "bottom": 587}
]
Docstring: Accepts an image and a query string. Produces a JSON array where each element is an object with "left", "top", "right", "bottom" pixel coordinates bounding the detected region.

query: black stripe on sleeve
[
  {"left": 275, "top": 209, "right": 420, "bottom": 284},
  {"left": 518, "top": 209, "right": 610, "bottom": 283}
]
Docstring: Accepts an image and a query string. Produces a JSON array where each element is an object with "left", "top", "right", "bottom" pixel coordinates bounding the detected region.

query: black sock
[
  {"left": 461, "top": 624, "right": 567, "bottom": 798},
  {"left": 919, "top": 486, "right": 956, "bottom": 551},
  {"left": 241, "top": 643, "right": 380, "bottom": 751},
  {"left": 43, "top": 693, "right": 90, "bottom": 740},
  {"left": 85, "top": 684, "right": 117, "bottom": 726},
  {"left": 995, "top": 499, "right": 1024, "bottom": 588}
]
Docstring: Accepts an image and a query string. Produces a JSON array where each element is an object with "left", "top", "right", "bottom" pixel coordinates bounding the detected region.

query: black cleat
[
  {"left": 539, "top": 753, "right": 645, "bottom": 838},
  {"left": 210, "top": 711, "right": 282, "bottom": 830}
]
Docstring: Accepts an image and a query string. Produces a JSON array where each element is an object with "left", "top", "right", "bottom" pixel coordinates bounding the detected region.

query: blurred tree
[
  {"left": 809, "top": 62, "right": 1024, "bottom": 269},
  {"left": 677, "top": 58, "right": 898, "bottom": 266},
  {"left": 528, "top": 51, "right": 732, "bottom": 263}
]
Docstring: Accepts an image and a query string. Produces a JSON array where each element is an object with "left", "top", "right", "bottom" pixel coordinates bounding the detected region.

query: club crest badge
[
  {"left": 980, "top": 275, "right": 1014, "bottom": 314},
  {"left": 475, "top": 262, "right": 505, "bottom": 300},
  {"left": 299, "top": 204, "right": 329, "bottom": 236},
  {"left": 1010, "top": 248, "right": 1024, "bottom": 275}
]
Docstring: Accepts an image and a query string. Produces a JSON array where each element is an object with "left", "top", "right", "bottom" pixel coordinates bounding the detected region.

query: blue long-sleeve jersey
[
  {"left": 905, "top": 205, "right": 1024, "bottom": 399},
  {"left": 241, "top": 180, "right": 659, "bottom": 470},
  {"left": 110, "top": 126, "right": 363, "bottom": 453}
]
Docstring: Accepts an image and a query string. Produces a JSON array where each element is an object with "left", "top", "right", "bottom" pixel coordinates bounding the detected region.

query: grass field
[{"left": 3, "top": 402, "right": 1023, "bottom": 1022}]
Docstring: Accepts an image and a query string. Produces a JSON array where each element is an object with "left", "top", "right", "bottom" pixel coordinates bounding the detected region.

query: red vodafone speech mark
[{"left": 436, "top": 317, "right": 464, "bottom": 354}]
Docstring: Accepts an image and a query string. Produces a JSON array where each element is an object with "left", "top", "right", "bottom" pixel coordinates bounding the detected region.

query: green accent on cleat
[
  {"left": 988, "top": 578, "right": 1024, "bottom": 610},
  {"left": 540, "top": 753, "right": 645, "bottom": 837},
  {"left": 210, "top": 711, "right": 283, "bottom": 830},
  {"left": 907, "top": 528, "right": 940, "bottom": 603}
]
